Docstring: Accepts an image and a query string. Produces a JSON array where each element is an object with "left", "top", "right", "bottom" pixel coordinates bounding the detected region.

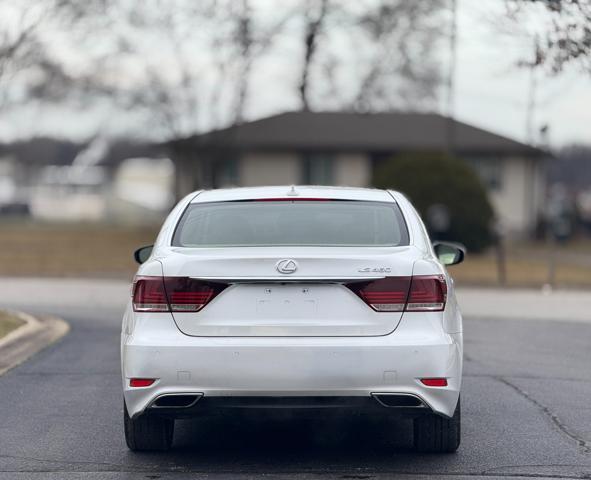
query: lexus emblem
[{"left": 276, "top": 259, "right": 298, "bottom": 274}]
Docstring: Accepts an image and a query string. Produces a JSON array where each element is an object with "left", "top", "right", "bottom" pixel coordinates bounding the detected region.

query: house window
[
  {"left": 301, "top": 154, "right": 334, "bottom": 185},
  {"left": 465, "top": 157, "right": 503, "bottom": 190},
  {"left": 213, "top": 158, "right": 239, "bottom": 187}
]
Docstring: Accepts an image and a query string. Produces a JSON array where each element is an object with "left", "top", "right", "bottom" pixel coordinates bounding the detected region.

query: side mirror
[
  {"left": 133, "top": 245, "right": 154, "bottom": 264},
  {"left": 433, "top": 241, "right": 466, "bottom": 266}
]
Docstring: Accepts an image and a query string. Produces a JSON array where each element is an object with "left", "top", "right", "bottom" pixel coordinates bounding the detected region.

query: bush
[{"left": 373, "top": 152, "right": 495, "bottom": 252}]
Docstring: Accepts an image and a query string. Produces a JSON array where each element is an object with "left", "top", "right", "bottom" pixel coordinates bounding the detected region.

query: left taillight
[
  {"left": 132, "top": 276, "right": 227, "bottom": 313},
  {"left": 163, "top": 277, "right": 227, "bottom": 312},
  {"left": 132, "top": 276, "right": 169, "bottom": 312}
]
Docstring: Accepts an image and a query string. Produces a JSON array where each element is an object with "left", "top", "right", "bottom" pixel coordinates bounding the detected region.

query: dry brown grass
[
  {"left": 0, "top": 311, "right": 25, "bottom": 339},
  {"left": 0, "top": 222, "right": 158, "bottom": 279},
  {"left": 1, "top": 221, "right": 591, "bottom": 288},
  {"left": 452, "top": 250, "right": 591, "bottom": 288}
]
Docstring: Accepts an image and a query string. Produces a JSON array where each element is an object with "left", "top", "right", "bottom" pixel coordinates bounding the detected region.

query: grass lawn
[
  {"left": 452, "top": 239, "right": 591, "bottom": 288},
  {"left": 452, "top": 252, "right": 591, "bottom": 288},
  {"left": 0, "top": 311, "right": 25, "bottom": 340},
  {"left": 1, "top": 221, "right": 591, "bottom": 288},
  {"left": 0, "top": 221, "right": 158, "bottom": 279}
]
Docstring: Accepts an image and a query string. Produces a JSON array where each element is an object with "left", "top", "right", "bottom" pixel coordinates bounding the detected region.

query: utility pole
[
  {"left": 525, "top": 34, "right": 541, "bottom": 144},
  {"left": 446, "top": 0, "right": 458, "bottom": 156},
  {"left": 523, "top": 34, "right": 556, "bottom": 290}
]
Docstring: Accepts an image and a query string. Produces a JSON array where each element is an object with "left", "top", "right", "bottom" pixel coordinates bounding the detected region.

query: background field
[
  {"left": 452, "top": 240, "right": 591, "bottom": 287},
  {"left": 1, "top": 222, "right": 591, "bottom": 288},
  {"left": 0, "top": 222, "right": 158, "bottom": 280}
]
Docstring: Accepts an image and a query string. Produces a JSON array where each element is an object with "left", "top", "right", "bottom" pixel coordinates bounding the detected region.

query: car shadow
[{"left": 154, "top": 412, "right": 427, "bottom": 471}]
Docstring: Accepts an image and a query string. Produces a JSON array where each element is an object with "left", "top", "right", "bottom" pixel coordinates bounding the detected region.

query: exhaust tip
[
  {"left": 152, "top": 394, "right": 201, "bottom": 409},
  {"left": 372, "top": 393, "right": 426, "bottom": 408}
]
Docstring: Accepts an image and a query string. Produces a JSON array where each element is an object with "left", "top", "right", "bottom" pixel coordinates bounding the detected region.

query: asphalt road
[{"left": 1, "top": 299, "right": 591, "bottom": 480}]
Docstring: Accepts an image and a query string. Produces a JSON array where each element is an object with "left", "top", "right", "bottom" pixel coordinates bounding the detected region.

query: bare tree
[
  {"left": 229, "top": 1, "right": 298, "bottom": 123},
  {"left": 505, "top": 0, "right": 591, "bottom": 73},
  {"left": 299, "top": 0, "right": 330, "bottom": 110},
  {"left": 352, "top": 1, "right": 445, "bottom": 111},
  {"left": 0, "top": 0, "right": 112, "bottom": 114},
  {"left": 71, "top": 0, "right": 292, "bottom": 135},
  {"left": 0, "top": 0, "right": 447, "bottom": 139},
  {"left": 0, "top": 3, "right": 45, "bottom": 109},
  {"left": 231, "top": 0, "right": 254, "bottom": 124},
  {"left": 292, "top": 0, "right": 446, "bottom": 112}
]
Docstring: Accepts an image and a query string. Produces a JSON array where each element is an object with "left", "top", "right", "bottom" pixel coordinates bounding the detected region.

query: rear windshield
[{"left": 173, "top": 200, "right": 409, "bottom": 247}]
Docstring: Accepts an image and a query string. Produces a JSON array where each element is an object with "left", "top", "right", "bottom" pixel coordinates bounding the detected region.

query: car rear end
[{"left": 121, "top": 186, "right": 463, "bottom": 452}]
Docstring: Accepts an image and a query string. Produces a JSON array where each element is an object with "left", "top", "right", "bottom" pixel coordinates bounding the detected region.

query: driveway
[{"left": 0, "top": 278, "right": 590, "bottom": 479}]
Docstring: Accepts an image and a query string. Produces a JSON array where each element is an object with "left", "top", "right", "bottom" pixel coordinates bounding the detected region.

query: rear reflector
[
  {"left": 129, "top": 378, "right": 156, "bottom": 388},
  {"left": 346, "top": 275, "right": 447, "bottom": 312},
  {"left": 420, "top": 378, "right": 448, "bottom": 387},
  {"left": 132, "top": 276, "right": 227, "bottom": 313}
]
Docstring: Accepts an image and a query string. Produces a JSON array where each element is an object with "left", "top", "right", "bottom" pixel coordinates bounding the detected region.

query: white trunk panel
[{"left": 160, "top": 246, "right": 419, "bottom": 337}]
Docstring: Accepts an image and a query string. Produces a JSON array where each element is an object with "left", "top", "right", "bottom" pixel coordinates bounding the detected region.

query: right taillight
[
  {"left": 346, "top": 275, "right": 447, "bottom": 312},
  {"left": 132, "top": 276, "right": 227, "bottom": 313}
]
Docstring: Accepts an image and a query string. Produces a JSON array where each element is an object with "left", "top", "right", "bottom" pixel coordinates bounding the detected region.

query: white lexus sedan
[{"left": 121, "top": 186, "right": 465, "bottom": 453}]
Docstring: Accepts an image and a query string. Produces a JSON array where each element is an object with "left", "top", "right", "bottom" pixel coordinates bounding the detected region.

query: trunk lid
[{"left": 160, "top": 246, "right": 419, "bottom": 337}]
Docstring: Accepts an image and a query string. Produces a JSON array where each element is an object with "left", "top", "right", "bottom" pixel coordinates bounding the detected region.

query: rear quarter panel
[{"left": 391, "top": 190, "right": 463, "bottom": 335}]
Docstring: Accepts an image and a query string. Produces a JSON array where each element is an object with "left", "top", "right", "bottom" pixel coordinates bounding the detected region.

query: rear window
[{"left": 172, "top": 200, "right": 409, "bottom": 247}]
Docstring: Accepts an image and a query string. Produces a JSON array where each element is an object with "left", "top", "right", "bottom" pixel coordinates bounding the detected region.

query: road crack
[{"left": 497, "top": 376, "right": 591, "bottom": 454}]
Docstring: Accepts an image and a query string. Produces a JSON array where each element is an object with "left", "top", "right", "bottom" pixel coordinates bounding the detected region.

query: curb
[{"left": 0, "top": 310, "right": 70, "bottom": 376}]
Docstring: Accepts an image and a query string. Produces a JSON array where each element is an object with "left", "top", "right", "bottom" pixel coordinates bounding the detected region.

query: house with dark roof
[{"left": 170, "top": 111, "right": 549, "bottom": 236}]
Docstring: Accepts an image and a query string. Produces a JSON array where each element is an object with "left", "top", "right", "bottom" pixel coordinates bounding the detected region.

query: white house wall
[
  {"left": 239, "top": 153, "right": 301, "bottom": 186},
  {"left": 238, "top": 152, "right": 371, "bottom": 187},
  {"left": 334, "top": 153, "right": 371, "bottom": 187},
  {"left": 235, "top": 151, "right": 544, "bottom": 237},
  {"left": 488, "top": 156, "right": 544, "bottom": 236}
]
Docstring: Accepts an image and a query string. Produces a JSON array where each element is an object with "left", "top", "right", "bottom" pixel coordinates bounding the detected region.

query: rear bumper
[
  {"left": 137, "top": 394, "right": 439, "bottom": 421},
  {"left": 122, "top": 311, "right": 462, "bottom": 419}
]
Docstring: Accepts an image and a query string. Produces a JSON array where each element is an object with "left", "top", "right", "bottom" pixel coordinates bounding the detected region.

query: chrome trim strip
[{"left": 189, "top": 276, "right": 385, "bottom": 283}]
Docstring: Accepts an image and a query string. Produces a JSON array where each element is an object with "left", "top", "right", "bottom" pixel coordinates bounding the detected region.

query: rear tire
[
  {"left": 413, "top": 397, "right": 461, "bottom": 453},
  {"left": 124, "top": 402, "right": 174, "bottom": 451}
]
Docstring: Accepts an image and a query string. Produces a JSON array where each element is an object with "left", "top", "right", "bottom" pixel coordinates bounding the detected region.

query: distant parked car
[
  {"left": 0, "top": 179, "right": 30, "bottom": 216},
  {"left": 0, "top": 201, "right": 30, "bottom": 216},
  {"left": 121, "top": 186, "right": 465, "bottom": 452}
]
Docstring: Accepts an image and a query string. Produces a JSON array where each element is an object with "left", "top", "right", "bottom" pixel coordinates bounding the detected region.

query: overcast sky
[{"left": 0, "top": 0, "right": 589, "bottom": 148}]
